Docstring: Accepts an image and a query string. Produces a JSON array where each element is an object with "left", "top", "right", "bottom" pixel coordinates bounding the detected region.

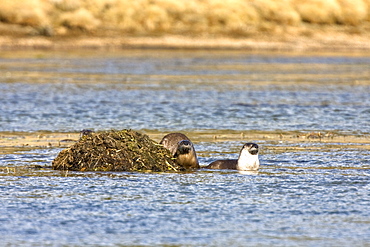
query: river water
[{"left": 0, "top": 50, "right": 369, "bottom": 246}]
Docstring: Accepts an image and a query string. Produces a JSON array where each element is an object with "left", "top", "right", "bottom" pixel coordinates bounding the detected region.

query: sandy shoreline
[
  {"left": 1, "top": 131, "right": 369, "bottom": 155},
  {"left": 1, "top": 29, "right": 370, "bottom": 52}
]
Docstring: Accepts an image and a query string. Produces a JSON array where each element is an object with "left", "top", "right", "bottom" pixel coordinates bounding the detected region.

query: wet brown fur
[
  {"left": 205, "top": 159, "right": 237, "bottom": 170},
  {"left": 160, "top": 133, "right": 199, "bottom": 169}
]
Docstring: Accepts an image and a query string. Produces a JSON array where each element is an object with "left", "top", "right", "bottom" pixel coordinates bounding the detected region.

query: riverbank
[{"left": 1, "top": 0, "right": 370, "bottom": 51}]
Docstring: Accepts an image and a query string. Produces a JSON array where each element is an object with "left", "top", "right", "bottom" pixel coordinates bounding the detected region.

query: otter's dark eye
[{"left": 244, "top": 142, "right": 258, "bottom": 148}]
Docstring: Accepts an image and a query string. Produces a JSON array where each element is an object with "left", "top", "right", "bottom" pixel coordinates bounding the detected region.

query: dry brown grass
[
  {"left": 0, "top": 0, "right": 369, "bottom": 37},
  {"left": 366, "top": 0, "right": 370, "bottom": 20},
  {"left": 58, "top": 8, "right": 100, "bottom": 30},
  {"left": 337, "top": 0, "right": 368, "bottom": 25},
  {"left": 252, "top": 0, "right": 301, "bottom": 25},
  {"left": 0, "top": 0, "right": 51, "bottom": 27},
  {"left": 293, "top": 0, "right": 342, "bottom": 24}
]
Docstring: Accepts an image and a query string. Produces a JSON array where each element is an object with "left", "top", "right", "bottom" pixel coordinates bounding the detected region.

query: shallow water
[
  {"left": 1, "top": 50, "right": 369, "bottom": 133},
  {"left": 0, "top": 50, "right": 370, "bottom": 246}
]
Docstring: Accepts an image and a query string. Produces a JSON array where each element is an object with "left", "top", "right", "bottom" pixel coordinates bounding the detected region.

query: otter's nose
[
  {"left": 249, "top": 146, "right": 258, "bottom": 155},
  {"left": 177, "top": 140, "right": 192, "bottom": 154},
  {"left": 243, "top": 143, "right": 258, "bottom": 155}
]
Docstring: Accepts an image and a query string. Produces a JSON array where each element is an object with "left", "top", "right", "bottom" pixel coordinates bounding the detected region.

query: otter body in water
[
  {"left": 205, "top": 143, "right": 259, "bottom": 171},
  {"left": 160, "top": 133, "right": 199, "bottom": 169}
]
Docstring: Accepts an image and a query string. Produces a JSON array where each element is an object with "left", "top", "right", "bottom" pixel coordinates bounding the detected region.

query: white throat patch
[{"left": 236, "top": 150, "right": 260, "bottom": 171}]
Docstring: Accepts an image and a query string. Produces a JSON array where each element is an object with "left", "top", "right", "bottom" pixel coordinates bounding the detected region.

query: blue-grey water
[
  {"left": 1, "top": 50, "right": 369, "bottom": 133},
  {"left": 0, "top": 50, "right": 370, "bottom": 246}
]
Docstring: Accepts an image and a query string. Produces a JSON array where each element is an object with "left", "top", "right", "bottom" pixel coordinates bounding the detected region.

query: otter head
[
  {"left": 236, "top": 143, "right": 260, "bottom": 171},
  {"left": 160, "top": 133, "right": 200, "bottom": 170},
  {"left": 245, "top": 143, "right": 258, "bottom": 155},
  {"left": 174, "top": 140, "right": 199, "bottom": 170},
  {"left": 176, "top": 140, "right": 193, "bottom": 155}
]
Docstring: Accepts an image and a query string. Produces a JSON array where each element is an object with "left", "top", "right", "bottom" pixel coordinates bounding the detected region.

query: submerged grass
[
  {"left": 52, "top": 129, "right": 183, "bottom": 172},
  {"left": 0, "top": 0, "right": 369, "bottom": 37}
]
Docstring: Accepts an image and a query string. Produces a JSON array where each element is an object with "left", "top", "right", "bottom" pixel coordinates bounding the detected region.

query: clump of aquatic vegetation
[{"left": 52, "top": 129, "right": 184, "bottom": 172}]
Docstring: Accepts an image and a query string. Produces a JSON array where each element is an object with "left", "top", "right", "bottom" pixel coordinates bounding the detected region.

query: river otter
[
  {"left": 205, "top": 143, "right": 259, "bottom": 171},
  {"left": 160, "top": 133, "right": 199, "bottom": 169}
]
